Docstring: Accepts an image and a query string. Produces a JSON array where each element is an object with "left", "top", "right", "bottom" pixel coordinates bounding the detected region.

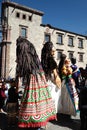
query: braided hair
[{"left": 16, "top": 37, "right": 40, "bottom": 85}]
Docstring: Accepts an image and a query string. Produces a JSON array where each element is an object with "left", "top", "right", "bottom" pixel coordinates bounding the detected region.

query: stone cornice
[{"left": 2, "top": 1, "right": 44, "bottom": 16}]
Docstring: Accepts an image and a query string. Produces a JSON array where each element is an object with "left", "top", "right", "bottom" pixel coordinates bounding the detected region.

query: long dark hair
[
  {"left": 41, "top": 41, "right": 57, "bottom": 75},
  {"left": 58, "top": 54, "right": 67, "bottom": 79},
  {"left": 16, "top": 37, "right": 40, "bottom": 85}
]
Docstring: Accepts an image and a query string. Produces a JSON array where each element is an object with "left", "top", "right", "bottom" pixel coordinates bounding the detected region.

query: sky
[{"left": 0, "top": 0, "right": 87, "bottom": 35}]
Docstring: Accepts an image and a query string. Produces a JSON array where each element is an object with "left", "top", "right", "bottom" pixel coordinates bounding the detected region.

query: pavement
[{"left": 0, "top": 111, "right": 81, "bottom": 130}]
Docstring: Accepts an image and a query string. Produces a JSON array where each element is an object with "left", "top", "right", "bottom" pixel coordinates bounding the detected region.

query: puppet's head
[
  {"left": 62, "top": 58, "right": 72, "bottom": 76},
  {"left": 41, "top": 41, "right": 57, "bottom": 75},
  {"left": 41, "top": 41, "right": 55, "bottom": 57},
  {"left": 16, "top": 36, "right": 40, "bottom": 85},
  {"left": 64, "top": 58, "right": 71, "bottom": 66}
]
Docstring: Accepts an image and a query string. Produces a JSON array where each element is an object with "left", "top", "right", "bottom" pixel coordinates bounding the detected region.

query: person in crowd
[
  {"left": 85, "top": 77, "right": 87, "bottom": 87},
  {"left": 0, "top": 81, "right": 7, "bottom": 113},
  {"left": 16, "top": 37, "right": 56, "bottom": 130},
  {"left": 6, "top": 79, "right": 19, "bottom": 127},
  {"left": 71, "top": 57, "right": 81, "bottom": 90},
  {"left": 41, "top": 41, "right": 61, "bottom": 115},
  {"left": 85, "top": 65, "right": 87, "bottom": 72},
  {"left": 58, "top": 56, "right": 79, "bottom": 116}
]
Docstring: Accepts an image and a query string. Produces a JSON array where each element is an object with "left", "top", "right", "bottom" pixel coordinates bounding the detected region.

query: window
[
  {"left": 78, "top": 39, "right": 83, "bottom": 48},
  {"left": 79, "top": 53, "right": 83, "bottom": 62},
  {"left": 16, "top": 12, "right": 20, "bottom": 18},
  {"left": 19, "top": 26, "right": 28, "bottom": 38},
  {"left": 29, "top": 15, "right": 32, "bottom": 21},
  {"left": 45, "top": 34, "right": 50, "bottom": 42},
  {"left": 68, "top": 36, "right": 73, "bottom": 46},
  {"left": 22, "top": 14, "right": 26, "bottom": 20},
  {"left": 69, "top": 52, "right": 73, "bottom": 59},
  {"left": 57, "top": 51, "right": 62, "bottom": 60},
  {"left": 21, "top": 28, "right": 27, "bottom": 37},
  {"left": 57, "top": 34, "right": 63, "bottom": 44}
]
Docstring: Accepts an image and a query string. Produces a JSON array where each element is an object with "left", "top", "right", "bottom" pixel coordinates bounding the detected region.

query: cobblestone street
[{"left": 0, "top": 112, "right": 80, "bottom": 130}]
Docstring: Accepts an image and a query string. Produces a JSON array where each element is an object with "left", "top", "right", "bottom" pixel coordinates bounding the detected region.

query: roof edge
[
  {"left": 2, "top": 1, "right": 44, "bottom": 16},
  {"left": 41, "top": 24, "right": 87, "bottom": 38}
]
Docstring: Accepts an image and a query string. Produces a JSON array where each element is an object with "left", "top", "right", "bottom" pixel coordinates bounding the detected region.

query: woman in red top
[{"left": 0, "top": 82, "right": 7, "bottom": 112}]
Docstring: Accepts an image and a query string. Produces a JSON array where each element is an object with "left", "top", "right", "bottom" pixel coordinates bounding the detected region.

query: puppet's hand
[{"left": 53, "top": 69, "right": 61, "bottom": 89}]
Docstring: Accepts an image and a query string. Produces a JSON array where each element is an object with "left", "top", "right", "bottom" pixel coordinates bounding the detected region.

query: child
[{"left": 6, "top": 79, "right": 19, "bottom": 127}]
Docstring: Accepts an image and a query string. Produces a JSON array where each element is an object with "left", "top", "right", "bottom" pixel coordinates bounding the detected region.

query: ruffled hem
[{"left": 18, "top": 115, "right": 56, "bottom": 128}]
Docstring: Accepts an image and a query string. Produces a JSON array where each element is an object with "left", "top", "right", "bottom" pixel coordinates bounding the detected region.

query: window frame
[
  {"left": 78, "top": 53, "right": 84, "bottom": 62},
  {"left": 16, "top": 12, "right": 20, "bottom": 18},
  {"left": 69, "top": 52, "right": 73, "bottom": 59},
  {"left": 57, "top": 34, "right": 63, "bottom": 45},
  {"left": 19, "top": 25, "right": 28, "bottom": 38},
  {"left": 44, "top": 33, "right": 51, "bottom": 42},
  {"left": 22, "top": 14, "right": 26, "bottom": 20},
  {"left": 28, "top": 15, "right": 32, "bottom": 21},
  {"left": 56, "top": 49, "right": 63, "bottom": 60},
  {"left": 78, "top": 38, "right": 83, "bottom": 48},
  {"left": 68, "top": 36, "right": 74, "bottom": 46}
]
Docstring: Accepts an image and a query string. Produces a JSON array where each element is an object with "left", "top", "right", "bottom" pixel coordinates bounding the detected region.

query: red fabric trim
[
  {"left": 19, "top": 111, "right": 54, "bottom": 116},
  {"left": 21, "top": 97, "right": 52, "bottom": 105},
  {"left": 25, "top": 85, "right": 48, "bottom": 90},
  {"left": 18, "top": 115, "right": 56, "bottom": 128}
]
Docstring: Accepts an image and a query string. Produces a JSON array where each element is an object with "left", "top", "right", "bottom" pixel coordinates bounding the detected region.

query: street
[{"left": 0, "top": 112, "right": 80, "bottom": 130}]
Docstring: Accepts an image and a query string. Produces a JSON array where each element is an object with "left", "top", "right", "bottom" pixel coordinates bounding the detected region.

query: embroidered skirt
[{"left": 18, "top": 71, "right": 56, "bottom": 128}]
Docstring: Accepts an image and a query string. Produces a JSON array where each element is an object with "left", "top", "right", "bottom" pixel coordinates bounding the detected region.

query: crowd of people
[{"left": 0, "top": 37, "right": 87, "bottom": 130}]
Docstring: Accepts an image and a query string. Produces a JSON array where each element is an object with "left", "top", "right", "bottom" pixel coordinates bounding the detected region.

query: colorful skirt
[
  {"left": 18, "top": 71, "right": 56, "bottom": 128},
  {"left": 58, "top": 78, "right": 79, "bottom": 116}
]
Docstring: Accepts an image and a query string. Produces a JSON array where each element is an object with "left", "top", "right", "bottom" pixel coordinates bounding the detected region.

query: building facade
[{"left": 0, "top": 1, "right": 87, "bottom": 79}]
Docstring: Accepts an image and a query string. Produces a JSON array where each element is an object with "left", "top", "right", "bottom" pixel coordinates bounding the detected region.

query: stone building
[{"left": 0, "top": 1, "right": 87, "bottom": 79}]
